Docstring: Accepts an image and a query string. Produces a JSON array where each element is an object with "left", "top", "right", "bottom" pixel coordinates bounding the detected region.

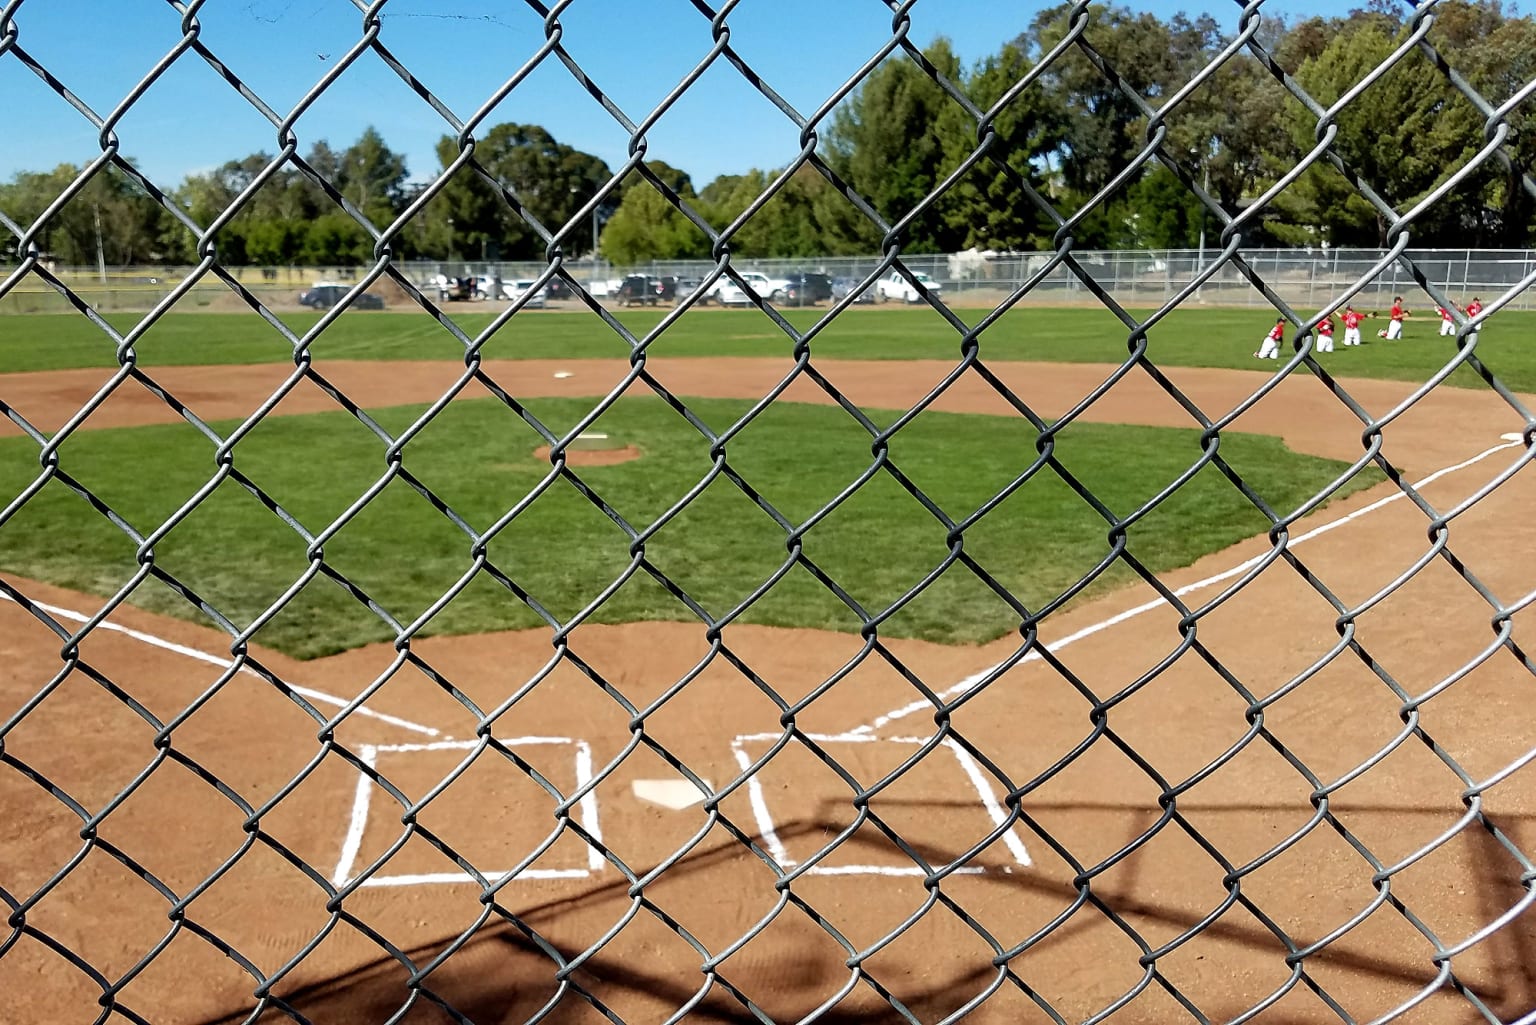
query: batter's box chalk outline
[
  {"left": 331, "top": 736, "right": 603, "bottom": 888},
  {"left": 731, "top": 732, "right": 1031, "bottom": 876}
]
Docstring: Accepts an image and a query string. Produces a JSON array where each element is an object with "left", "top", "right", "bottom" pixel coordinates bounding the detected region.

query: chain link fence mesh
[{"left": 2, "top": 1, "right": 1535, "bottom": 1023}]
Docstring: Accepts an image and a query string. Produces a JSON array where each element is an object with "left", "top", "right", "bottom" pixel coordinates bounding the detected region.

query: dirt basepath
[{"left": 2, "top": 357, "right": 1527, "bottom": 475}]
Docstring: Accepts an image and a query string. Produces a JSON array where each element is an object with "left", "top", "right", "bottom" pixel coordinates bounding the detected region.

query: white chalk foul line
[
  {"left": 0, "top": 593, "right": 439, "bottom": 738},
  {"left": 853, "top": 438, "right": 1524, "bottom": 737}
]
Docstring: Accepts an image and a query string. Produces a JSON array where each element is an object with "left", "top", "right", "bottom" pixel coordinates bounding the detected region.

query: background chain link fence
[
  {"left": 8, "top": 248, "right": 1536, "bottom": 314},
  {"left": 2, "top": 1, "right": 1535, "bottom": 1024}
]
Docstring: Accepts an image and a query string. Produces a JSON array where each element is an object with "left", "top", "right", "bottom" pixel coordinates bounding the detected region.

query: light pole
[
  {"left": 572, "top": 185, "right": 600, "bottom": 289},
  {"left": 1195, "top": 162, "right": 1209, "bottom": 303}
]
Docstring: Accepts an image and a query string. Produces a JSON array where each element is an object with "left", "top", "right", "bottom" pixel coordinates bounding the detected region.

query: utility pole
[
  {"left": 1196, "top": 162, "right": 1210, "bottom": 302},
  {"left": 93, "top": 203, "right": 107, "bottom": 284}
]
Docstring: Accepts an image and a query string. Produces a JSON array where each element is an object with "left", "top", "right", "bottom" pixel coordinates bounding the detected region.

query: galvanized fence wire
[{"left": 1, "top": 0, "right": 1534, "bottom": 1023}]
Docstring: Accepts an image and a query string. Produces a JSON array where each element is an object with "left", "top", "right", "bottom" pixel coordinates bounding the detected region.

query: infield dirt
[{"left": 2, "top": 357, "right": 1533, "bottom": 1024}]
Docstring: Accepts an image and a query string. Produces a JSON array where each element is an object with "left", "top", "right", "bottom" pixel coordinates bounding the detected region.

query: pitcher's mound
[{"left": 533, "top": 432, "right": 641, "bottom": 466}]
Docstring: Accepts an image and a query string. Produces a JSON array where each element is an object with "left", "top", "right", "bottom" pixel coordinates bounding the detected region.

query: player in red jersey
[
  {"left": 1384, "top": 296, "right": 1409, "bottom": 340},
  {"left": 1342, "top": 306, "right": 1368, "bottom": 347},
  {"left": 1437, "top": 304, "right": 1456, "bottom": 336},
  {"left": 1255, "top": 317, "right": 1285, "bottom": 359},
  {"left": 1316, "top": 312, "right": 1336, "bottom": 352},
  {"left": 1465, "top": 297, "right": 1484, "bottom": 344}
]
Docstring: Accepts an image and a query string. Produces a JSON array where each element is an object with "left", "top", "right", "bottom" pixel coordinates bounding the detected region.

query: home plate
[
  {"left": 632, "top": 779, "right": 709, "bottom": 810},
  {"left": 553, "top": 371, "right": 574, "bottom": 379}
]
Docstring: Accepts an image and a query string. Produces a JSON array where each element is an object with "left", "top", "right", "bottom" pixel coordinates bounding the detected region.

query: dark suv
[
  {"left": 298, "top": 282, "right": 385, "bottom": 310},
  {"left": 782, "top": 271, "right": 833, "bottom": 307},
  {"left": 616, "top": 275, "right": 681, "bottom": 306},
  {"left": 615, "top": 275, "right": 659, "bottom": 306}
]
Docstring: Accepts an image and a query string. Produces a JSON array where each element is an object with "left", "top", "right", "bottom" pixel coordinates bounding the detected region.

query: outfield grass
[
  {"left": 1, "top": 305, "right": 1531, "bottom": 393},
  {"left": 0, "top": 396, "right": 1377, "bottom": 659}
]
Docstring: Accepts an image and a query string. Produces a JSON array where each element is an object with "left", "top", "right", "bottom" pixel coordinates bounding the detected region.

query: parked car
[
  {"left": 430, "top": 274, "right": 480, "bottom": 302},
  {"left": 783, "top": 271, "right": 834, "bottom": 306},
  {"left": 875, "top": 270, "right": 942, "bottom": 304},
  {"left": 615, "top": 275, "right": 646, "bottom": 306},
  {"left": 831, "top": 276, "right": 877, "bottom": 305},
  {"left": 470, "top": 275, "right": 501, "bottom": 300},
  {"left": 616, "top": 274, "right": 665, "bottom": 306},
  {"left": 298, "top": 282, "right": 385, "bottom": 310},
  {"left": 544, "top": 277, "right": 574, "bottom": 301},
  {"left": 710, "top": 282, "right": 742, "bottom": 305},
  {"left": 708, "top": 270, "right": 792, "bottom": 305},
  {"left": 509, "top": 280, "right": 546, "bottom": 309}
]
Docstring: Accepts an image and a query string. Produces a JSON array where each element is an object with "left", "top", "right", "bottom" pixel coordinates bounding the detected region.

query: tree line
[{"left": 2, "top": 1, "right": 1531, "bottom": 271}]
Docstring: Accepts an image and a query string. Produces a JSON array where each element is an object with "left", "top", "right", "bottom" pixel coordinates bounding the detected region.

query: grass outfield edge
[{"left": 1, "top": 306, "right": 1532, "bottom": 394}]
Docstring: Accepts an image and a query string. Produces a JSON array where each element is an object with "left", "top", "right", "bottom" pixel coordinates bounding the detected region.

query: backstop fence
[{"left": 2, "top": 2, "right": 1536, "bottom": 1025}]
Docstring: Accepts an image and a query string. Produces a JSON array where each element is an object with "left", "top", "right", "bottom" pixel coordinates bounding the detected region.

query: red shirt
[
  {"left": 1390, "top": 302, "right": 1404, "bottom": 321},
  {"left": 1343, "top": 311, "right": 1364, "bottom": 329},
  {"left": 1267, "top": 323, "right": 1284, "bottom": 342},
  {"left": 1438, "top": 306, "right": 1453, "bottom": 321},
  {"left": 1467, "top": 301, "right": 1483, "bottom": 318},
  {"left": 1319, "top": 318, "right": 1334, "bottom": 335}
]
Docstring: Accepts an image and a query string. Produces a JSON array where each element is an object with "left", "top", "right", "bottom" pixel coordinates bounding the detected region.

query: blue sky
[{"left": 0, "top": 0, "right": 1336, "bottom": 192}]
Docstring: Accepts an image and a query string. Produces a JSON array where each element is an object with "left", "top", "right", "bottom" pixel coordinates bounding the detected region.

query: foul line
[
  {"left": 853, "top": 438, "right": 1524, "bottom": 737},
  {"left": 0, "top": 593, "right": 439, "bottom": 738}
]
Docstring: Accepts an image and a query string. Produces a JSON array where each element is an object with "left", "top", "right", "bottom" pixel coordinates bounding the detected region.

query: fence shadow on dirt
[{"left": 193, "top": 799, "right": 1536, "bottom": 1025}]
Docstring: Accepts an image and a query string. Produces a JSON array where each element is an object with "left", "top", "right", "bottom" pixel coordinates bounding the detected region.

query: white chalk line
[
  {"left": 731, "top": 733, "right": 1029, "bottom": 876},
  {"left": 333, "top": 745, "right": 379, "bottom": 887},
  {"left": 944, "top": 739, "right": 1032, "bottom": 867},
  {"left": 331, "top": 736, "right": 604, "bottom": 888},
  {"left": 852, "top": 438, "right": 1524, "bottom": 737},
  {"left": 361, "top": 869, "right": 591, "bottom": 887},
  {"left": 0, "top": 593, "right": 439, "bottom": 738},
  {"left": 374, "top": 736, "right": 574, "bottom": 754},
  {"left": 573, "top": 740, "right": 605, "bottom": 872}
]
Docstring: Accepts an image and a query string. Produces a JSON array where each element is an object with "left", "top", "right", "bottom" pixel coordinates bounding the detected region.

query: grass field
[
  {"left": 1, "top": 306, "right": 1531, "bottom": 392},
  {"left": 0, "top": 396, "right": 1377, "bottom": 659}
]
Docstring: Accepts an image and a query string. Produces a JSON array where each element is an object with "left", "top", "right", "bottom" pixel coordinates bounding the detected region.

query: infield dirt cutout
[{"left": 2, "top": 357, "right": 1534, "bottom": 1024}]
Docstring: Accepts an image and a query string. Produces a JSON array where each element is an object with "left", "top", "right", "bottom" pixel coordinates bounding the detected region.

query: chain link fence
[
  {"left": 2, "top": 2, "right": 1536, "bottom": 1024},
  {"left": 8, "top": 248, "right": 1536, "bottom": 313}
]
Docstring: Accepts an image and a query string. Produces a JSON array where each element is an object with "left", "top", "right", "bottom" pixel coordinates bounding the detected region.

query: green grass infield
[{"left": 0, "top": 396, "right": 1378, "bottom": 659}]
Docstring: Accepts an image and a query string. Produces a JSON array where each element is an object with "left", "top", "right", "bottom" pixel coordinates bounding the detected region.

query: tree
[
  {"left": 431, "top": 123, "right": 617, "bottom": 262},
  {"left": 1, "top": 163, "right": 169, "bottom": 266},
  {"left": 1123, "top": 165, "right": 1206, "bottom": 247},
  {"left": 939, "top": 42, "right": 1062, "bottom": 250},
  {"left": 824, "top": 39, "right": 974, "bottom": 252},
  {"left": 1426, "top": 1, "right": 1536, "bottom": 245},
  {"left": 600, "top": 161, "right": 708, "bottom": 265},
  {"left": 1023, "top": 7, "right": 1183, "bottom": 194},
  {"left": 1277, "top": 21, "right": 1481, "bottom": 246},
  {"left": 336, "top": 127, "right": 409, "bottom": 228}
]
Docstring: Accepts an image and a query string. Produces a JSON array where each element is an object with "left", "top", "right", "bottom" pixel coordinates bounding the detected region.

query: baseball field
[{"left": 3, "top": 302, "right": 1535, "bottom": 1024}]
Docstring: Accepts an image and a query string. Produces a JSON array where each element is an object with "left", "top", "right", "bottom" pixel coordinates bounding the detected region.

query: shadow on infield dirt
[{"left": 192, "top": 801, "right": 1536, "bottom": 1025}]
